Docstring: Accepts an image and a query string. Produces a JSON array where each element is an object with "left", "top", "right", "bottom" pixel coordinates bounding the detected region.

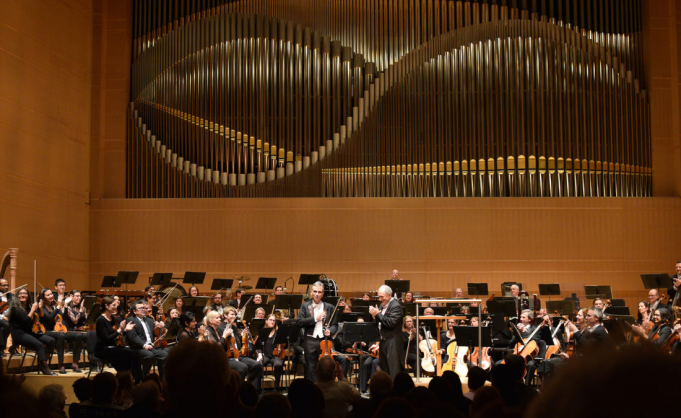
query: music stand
[
  {"left": 352, "top": 306, "right": 370, "bottom": 315},
  {"left": 338, "top": 313, "right": 371, "bottom": 323},
  {"left": 605, "top": 306, "right": 630, "bottom": 315},
  {"left": 419, "top": 307, "right": 449, "bottom": 316},
  {"left": 150, "top": 273, "right": 173, "bottom": 287},
  {"left": 402, "top": 303, "right": 417, "bottom": 317},
  {"left": 446, "top": 304, "right": 462, "bottom": 315},
  {"left": 211, "top": 279, "right": 234, "bottom": 291},
  {"left": 467, "top": 283, "right": 489, "bottom": 296},
  {"left": 584, "top": 285, "right": 613, "bottom": 300},
  {"left": 604, "top": 316, "right": 635, "bottom": 345},
  {"left": 351, "top": 300, "right": 373, "bottom": 308},
  {"left": 274, "top": 320, "right": 300, "bottom": 389},
  {"left": 640, "top": 274, "right": 672, "bottom": 290},
  {"left": 115, "top": 271, "right": 138, "bottom": 307},
  {"left": 486, "top": 299, "right": 518, "bottom": 317},
  {"left": 538, "top": 284, "right": 561, "bottom": 302},
  {"left": 274, "top": 294, "right": 304, "bottom": 316},
  {"left": 343, "top": 322, "right": 380, "bottom": 349},
  {"left": 243, "top": 304, "right": 266, "bottom": 322},
  {"left": 248, "top": 318, "right": 267, "bottom": 341},
  {"left": 181, "top": 297, "right": 210, "bottom": 322},
  {"left": 322, "top": 296, "right": 340, "bottom": 306},
  {"left": 385, "top": 280, "right": 410, "bottom": 295},
  {"left": 452, "top": 326, "right": 492, "bottom": 355},
  {"left": 256, "top": 277, "right": 277, "bottom": 290},
  {"left": 100, "top": 276, "right": 117, "bottom": 288},
  {"left": 183, "top": 272, "right": 206, "bottom": 285},
  {"left": 545, "top": 300, "right": 576, "bottom": 316}
]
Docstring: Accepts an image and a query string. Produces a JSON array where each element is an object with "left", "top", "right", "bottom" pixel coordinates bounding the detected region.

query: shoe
[
  {"left": 40, "top": 362, "right": 55, "bottom": 376},
  {"left": 59, "top": 365, "right": 66, "bottom": 374},
  {"left": 72, "top": 363, "right": 82, "bottom": 373}
]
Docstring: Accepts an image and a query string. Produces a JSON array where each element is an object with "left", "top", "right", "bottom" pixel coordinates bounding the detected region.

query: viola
[
  {"left": 469, "top": 346, "right": 492, "bottom": 371},
  {"left": 154, "top": 328, "right": 168, "bottom": 349},
  {"left": 112, "top": 324, "right": 126, "bottom": 347},
  {"left": 226, "top": 335, "right": 241, "bottom": 358},
  {"left": 32, "top": 311, "right": 45, "bottom": 334},
  {"left": 241, "top": 327, "right": 249, "bottom": 357},
  {"left": 272, "top": 343, "right": 289, "bottom": 359}
]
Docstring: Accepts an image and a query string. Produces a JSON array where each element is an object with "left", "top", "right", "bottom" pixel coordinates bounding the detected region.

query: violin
[
  {"left": 272, "top": 343, "right": 289, "bottom": 359},
  {"left": 54, "top": 313, "right": 68, "bottom": 333},
  {"left": 226, "top": 334, "right": 241, "bottom": 358},
  {"left": 241, "top": 325, "right": 249, "bottom": 357},
  {"left": 112, "top": 324, "right": 126, "bottom": 347},
  {"left": 32, "top": 311, "right": 46, "bottom": 334}
]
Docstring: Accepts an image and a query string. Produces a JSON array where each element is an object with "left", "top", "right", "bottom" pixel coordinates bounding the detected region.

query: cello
[{"left": 418, "top": 324, "right": 437, "bottom": 376}]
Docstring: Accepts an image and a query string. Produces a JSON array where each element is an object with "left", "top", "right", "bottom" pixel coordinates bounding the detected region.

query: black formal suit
[
  {"left": 125, "top": 315, "right": 168, "bottom": 378},
  {"left": 372, "top": 297, "right": 404, "bottom": 379},
  {"left": 574, "top": 324, "right": 611, "bottom": 354},
  {"left": 229, "top": 299, "right": 244, "bottom": 310},
  {"left": 668, "top": 274, "right": 679, "bottom": 308},
  {"left": 297, "top": 299, "right": 338, "bottom": 382}
]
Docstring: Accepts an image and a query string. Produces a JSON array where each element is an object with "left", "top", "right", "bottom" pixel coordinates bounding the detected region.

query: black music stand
[
  {"left": 249, "top": 319, "right": 267, "bottom": 340},
  {"left": 446, "top": 304, "right": 462, "bottom": 315},
  {"left": 150, "top": 273, "right": 173, "bottom": 287},
  {"left": 640, "top": 274, "right": 672, "bottom": 290},
  {"left": 274, "top": 320, "right": 300, "bottom": 389},
  {"left": 467, "top": 283, "right": 489, "bottom": 296},
  {"left": 183, "top": 271, "right": 206, "bottom": 285},
  {"left": 584, "top": 285, "right": 613, "bottom": 300},
  {"left": 402, "top": 303, "right": 417, "bottom": 317},
  {"left": 274, "top": 294, "right": 304, "bottom": 317},
  {"left": 605, "top": 306, "right": 631, "bottom": 315},
  {"left": 343, "top": 322, "right": 380, "bottom": 351},
  {"left": 538, "top": 284, "right": 561, "bottom": 302},
  {"left": 100, "top": 276, "right": 117, "bottom": 288},
  {"left": 182, "top": 297, "right": 210, "bottom": 322},
  {"left": 385, "top": 280, "right": 410, "bottom": 295},
  {"left": 299, "top": 274, "right": 322, "bottom": 285},
  {"left": 338, "top": 313, "right": 371, "bottom": 323},
  {"left": 351, "top": 300, "right": 373, "bottom": 308},
  {"left": 452, "top": 326, "right": 492, "bottom": 353},
  {"left": 256, "top": 277, "right": 277, "bottom": 290},
  {"left": 115, "top": 271, "right": 138, "bottom": 307},
  {"left": 487, "top": 299, "right": 518, "bottom": 317},
  {"left": 545, "top": 300, "right": 576, "bottom": 316},
  {"left": 243, "top": 304, "right": 266, "bottom": 322},
  {"left": 352, "top": 306, "right": 370, "bottom": 315},
  {"left": 211, "top": 279, "right": 234, "bottom": 291},
  {"left": 419, "top": 306, "right": 449, "bottom": 316},
  {"left": 322, "top": 296, "right": 340, "bottom": 306},
  {"left": 604, "top": 316, "right": 635, "bottom": 345}
]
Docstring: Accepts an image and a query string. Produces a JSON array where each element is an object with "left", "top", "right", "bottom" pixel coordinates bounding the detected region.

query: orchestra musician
[
  {"left": 296, "top": 281, "right": 337, "bottom": 383},
  {"left": 647, "top": 289, "right": 665, "bottom": 316},
  {"left": 268, "top": 286, "right": 284, "bottom": 307},
  {"left": 209, "top": 292, "right": 225, "bottom": 314},
  {"left": 54, "top": 279, "right": 67, "bottom": 309},
  {"left": 636, "top": 301, "right": 650, "bottom": 326},
  {"left": 172, "top": 297, "right": 184, "bottom": 315},
  {"left": 440, "top": 318, "right": 457, "bottom": 364},
  {"left": 359, "top": 317, "right": 380, "bottom": 394},
  {"left": 631, "top": 307, "right": 673, "bottom": 346},
  {"left": 144, "top": 292, "right": 159, "bottom": 318},
  {"left": 7, "top": 287, "right": 56, "bottom": 375},
  {"left": 188, "top": 286, "right": 199, "bottom": 297},
  {"left": 402, "top": 316, "right": 420, "bottom": 371},
  {"left": 254, "top": 307, "right": 266, "bottom": 320},
  {"left": 368, "top": 284, "right": 404, "bottom": 379},
  {"left": 252, "top": 294, "right": 264, "bottom": 306},
  {"left": 402, "top": 292, "right": 414, "bottom": 304},
  {"left": 63, "top": 290, "right": 96, "bottom": 368},
  {"left": 257, "top": 314, "right": 285, "bottom": 392},
  {"left": 562, "top": 307, "right": 611, "bottom": 357},
  {"left": 175, "top": 311, "right": 205, "bottom": 342},
  {"left": 362, "top": 292, "right": 371, "bottom": 301},
  {"left": 455, "top": 288, "right": 465, "bottom": 298},
  {"left": 510, "top": 285, "right": 520, "bottom": 298},
  {"left": 94, "top": 296, "right": 142, "bottom": 382},
  {"left": 211, "top": 307, "right": 263, "bottom": 391},
  {"left": 229, "top": 288, "right": 246, "bottom": 310},
  {"left": 126, "top": 299, "right": 169, "bottom": 380},
  {"left": 38, "top": 288, "right": 88, "bottom": 373},
  {"left": 0, "top": 278, "right": 14, "bottom": 355},
  {"left": 666, "top": 260, "right": 681, "bottom": 310}
]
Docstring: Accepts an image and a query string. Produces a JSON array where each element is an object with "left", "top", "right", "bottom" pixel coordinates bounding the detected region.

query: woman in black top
[
  {"left": 95, "top": 296, "right": 142, "bottom": 382},
  {"left": 258, "top": 314, "right": 285, "bottom": 391},
  {"left": 8, "top": 288, "right": 55, "bottom": 375},
  {"left": 39, "top": 288, "right": 88, "bottom": 373},
  {"left": 175, "top": 311, "right": 205, "bottom": 343}
]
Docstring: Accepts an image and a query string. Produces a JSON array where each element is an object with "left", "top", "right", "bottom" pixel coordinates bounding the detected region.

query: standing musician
[
  {"left": 229, "top": 288, "right": 246, "bottom": 310},
  {"left": 209, "top": 292, "right": 225, "bottom": 314},
  {"left": 257, "top": 314, "right": 285, "bottom": 392},
  {"left": 0, "top": 278, "right": 14, "bottom": 355},
  {"left": 210, "top": 307, "right": 263, "bottom": 391},
  {"left": 126, "top": 299, "right": 168, "bottom": 380},
  {"left": 667, "top": 260, "right": 681, "bottom": 310},
  {"left": 368, "top": 284, "right": 404, "bottom": 379},
  {"left": 175, "top": 311, "right": 205, "bottom": 343},
  {"left": 95, "top": 296, "right": 142, "bottom": 382},
  {"left": 296, "top": 281, "right": 338, "bottom": 383},
  {"left": 38, "top": 288, "right": 88, "bottom": 373},
  {"left": 631, "top": 307, "right": 673, "bottom": 346},
  {"left": 8, "top": 287, "right": 56, "bottom": 375}
]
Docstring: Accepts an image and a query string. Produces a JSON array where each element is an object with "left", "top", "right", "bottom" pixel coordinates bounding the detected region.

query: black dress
[
  {"left": 41, "top": 305, "right": 87, "bottom": 365},
  {"left": 8, "top": 304, "right": 55, "bottom": 362}
]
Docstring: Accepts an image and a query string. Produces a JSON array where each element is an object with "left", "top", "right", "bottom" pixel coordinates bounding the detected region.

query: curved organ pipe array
[{"left": 128, "top": 0, "right": 650, "bottom": 198}]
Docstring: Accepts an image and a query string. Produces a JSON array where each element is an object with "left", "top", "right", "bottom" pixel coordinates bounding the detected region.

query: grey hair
[
  {"left": 521, "top": 309, "right": 534, "bottom": 320},
  {"left": 311, "top": 281, "right": 324, "bottom": 291},
  {"left": 378, "top": 285, "right": 393, "bottom": 296},
  {"left": 588, "top": 306, "right": 604, "bottom": 321}
]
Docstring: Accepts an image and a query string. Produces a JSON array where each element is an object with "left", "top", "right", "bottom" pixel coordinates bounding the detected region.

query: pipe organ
[{"left": 128, "top": 0, "right": 650, "bottom": 198}]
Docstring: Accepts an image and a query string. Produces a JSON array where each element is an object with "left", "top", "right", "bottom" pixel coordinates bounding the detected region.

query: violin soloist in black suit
[{"left": 297, "top": 298, "right": 338, "bottom": 383}]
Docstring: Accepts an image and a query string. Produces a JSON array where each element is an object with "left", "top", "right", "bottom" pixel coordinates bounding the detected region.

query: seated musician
[
  {"left": 504, "top": 309, "right": 542, "bottom": 385},
  {"left": 207, "top": 307, "right": 262, "bottom": 392},
  {"left": 126, "top": 299, "right": 169, "bottom": 380},
  {"left": 362, "top": 292, "right": 371, "bottom": 301},
  {"left": 440, "top": 318, "right": 457, "bottom": 364},
  {"left": 54, "top": 278, "right": 68, "bottom": 308},
  {"left": 63, "top": 290, "right": 96, "bottom": 367},
  {"left": 402, "top": 292, "right": 414, "bottom": 304},
  {"left": 38, "top": 288, "right": 88, "bottom": 373},
  {"left": 252, "top": 294, "right": 264, "bottom": 306},
  {"left": 268, "top": 286, "right": 284, "bottom": 307},
  {"left": 209, "top": 292, "right": 225, "bottom": 314},
  {"left": 631, "top": 307, "right": 673, "bottom": 345},
  {"left": 8, "top": 287, "right": 56, "bottom": 375},
  {"left": 176, "top": 311, "right": 205, "bottom": 342},
  {"left": 254, "top": 307, "right": 266, "bottom": 320},
  {"left": 188, "top": 286, "right": 199, "bottom": 297},
  {"left": 94, "top": 296, "right": 142, "bottom": 382},
  {"left": 172, "top": 297, "right": 184, "bottom": 315},
  {"left": 360, "top": 317, "right": 380, "bottom": 394},
  {"left": 228, "top": 288, "right": 245, "bottom": 310},
  {"left": 329, "top": 321, "right": 352, "bottom": 379},
  {"left": 423, "top": 307, "right": 435, "bottom": 316},
  {"left": 165, "top": 308, "right": 181, "bottom": 341},
  {"left": 144, "top": 292, "right": 160, "bottom": 319},
  {"left": 402, "top": 315, "right": 420, "bottom": 371},
  {"left": 342, "top": 304, "right": 352, "bottom": 314},
  {"left": 257, "top": 314, "right": 285, "bottom": 392},
  {"left": 0, "top": 278, "right": 12, "bottom": 355},
  {"left": 636, "top": 301, "right": 651, "bottom": 326},
  {"left": 561, "top": 307, "right": 611, "bottom": 357}
]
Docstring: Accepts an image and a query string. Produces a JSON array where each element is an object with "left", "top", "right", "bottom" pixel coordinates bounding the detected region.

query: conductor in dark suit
[
  {"left": 368, "top": 284, "right": 404, "bottom": 379},
  {"left": 297, "top": 281, "right": 338, "bottom": 383},
  {"left": 126, "top": 300, "right": 168, "bottom": 379}
]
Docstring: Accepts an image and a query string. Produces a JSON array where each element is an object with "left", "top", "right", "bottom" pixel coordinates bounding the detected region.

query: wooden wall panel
[
  {"left": 90, "top": 198, "right": 681, "bottom": 310},
  {"left": 0, "top": 0, "right": 92, "bottom": 291}
]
